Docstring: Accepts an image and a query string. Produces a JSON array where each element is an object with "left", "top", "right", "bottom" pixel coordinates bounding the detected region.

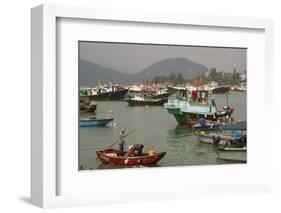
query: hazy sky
[{"left": 79, "top": 41, "right": 247, "bottom": 73}]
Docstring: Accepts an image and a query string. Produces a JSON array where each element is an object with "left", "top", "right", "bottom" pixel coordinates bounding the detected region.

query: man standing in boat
[{"left": 119, "top": 129, "right": 126, "bottom": 155}]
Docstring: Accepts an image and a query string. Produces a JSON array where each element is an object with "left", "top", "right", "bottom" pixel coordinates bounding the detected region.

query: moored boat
[
  {"left": 195, "top": 131, "right": 235, "bottom": 145},
  {"left": 96, "top": 146, "right": 166, "bottom": 166},
  {"left": 193, "top": 121, "right": 246, "bottom": 131},
  {"left": 93, "top": 87, "right": 128, "bottom": 101},
  {"left": 80, "top": 100, "right": 97, "bottom": 113},
  {"left": 195, "top": 130, "right": 246, "bottom": 146},
  {"left": 80, "top": 118, "right": 113, "bottom": 127},
  {"left": 210, "top": 86, "right": 230, "bottom": 94},
  {"left": 126, "top": 93, "right": 166, "bottom": 106},
  {"left": 152, "top": 87, "right": 171, "bottom": 99},
  {"left": 80, "top": 84, "right": 128, "bottom": 101},
  {"left": 164, "top": 92, "right": 233, "bottom": 126}
]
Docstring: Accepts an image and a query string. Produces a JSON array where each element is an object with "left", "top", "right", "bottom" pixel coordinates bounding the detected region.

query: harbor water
[{"left": 79, "top": 92, "right": 246, "bottom": 170}]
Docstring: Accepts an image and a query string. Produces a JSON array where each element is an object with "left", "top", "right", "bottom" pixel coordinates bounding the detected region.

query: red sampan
[{"left": 96, "top": 147, "right": 166, "bottom": 166}]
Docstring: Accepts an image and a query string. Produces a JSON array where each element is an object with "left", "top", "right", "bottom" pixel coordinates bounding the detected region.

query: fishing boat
[
  {"left": 164, "top": 92, "right": 233, "bottom": 126},
  {"left": 193, "top": 121, "right": 246, "bottom": 131},
  {"left": 210, "top": 86, "right": 230, "bottom": 94},
  {"left": 126, "top": 93, "right": 166, "bottom": 106},
  {"left": 80, "top": 97, "right": 97, "bottom": 112},
  {"left": 215, "top": 131, "right": 247, "bottom": 163},
  {"left": 195, "top": 131, "right": 235, "bottom": 145},
  {"left": 80, "top": 83, "right": 128, "bottom": 101},
  {"left": 80, "top": 117, "right": 113, "bottom": 127},
  {"left": 152, "top": 87, "right": 171, "bottom": 99},
  {"left": 96, "top": 146, "right": 166, "bottom": 166},
  {"left": 94, "top": 85, "right": 128, "bottom": 101},
  {"left": 195, "top": 130, "right": 246, "bottom": 146}
]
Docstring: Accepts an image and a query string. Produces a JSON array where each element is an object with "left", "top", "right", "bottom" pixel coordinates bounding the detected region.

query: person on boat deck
[
  {"left": 128, "top": 144, "right": 144, "bottom": 156},
  {"left": 119, "top": 129, "right": 126, "bottom": 155},
  {"left": 199, "top": 117, "right": 206, "bottom": 126},
  {"left": 191, "top": 90, "right": 198, "bottom": 101},
  {"left": 224, "top": 115, "right": 231, "bottom": 123}
]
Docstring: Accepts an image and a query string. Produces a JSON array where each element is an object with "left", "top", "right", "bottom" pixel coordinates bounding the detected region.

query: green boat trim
[{"left": 166, "top": 108, "right": 190, "bottom": 125}]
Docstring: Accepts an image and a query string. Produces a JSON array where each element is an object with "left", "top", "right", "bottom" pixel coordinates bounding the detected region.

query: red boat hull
[{"left": 96, "top": 148, "right": 166, "bottom": 166}]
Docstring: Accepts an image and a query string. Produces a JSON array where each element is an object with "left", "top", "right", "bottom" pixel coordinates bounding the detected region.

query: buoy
[
  {"left": 200, "top": 131, "right": 207, "bottom": 135},
  {"left": 148, "top": 150, "right": 156, "bottom": 156}
]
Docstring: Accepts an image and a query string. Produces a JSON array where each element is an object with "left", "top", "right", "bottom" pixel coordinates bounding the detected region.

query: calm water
[{"left": 79, "top": 92, "right": 246, "bottom": 170}]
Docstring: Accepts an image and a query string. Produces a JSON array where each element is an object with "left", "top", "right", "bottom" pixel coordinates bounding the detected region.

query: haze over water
[{"left": 80, "top": 42, "right": 247, "bottom": 74}]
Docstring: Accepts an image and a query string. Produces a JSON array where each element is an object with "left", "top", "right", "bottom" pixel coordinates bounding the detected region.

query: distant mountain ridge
[
  {"left": 79, "top": 57, "right": 208, "bottom": 87},
  {"left": 79, "top": 59, "right": 133, "bottom": 87},
  {"left": 134, "top": 57, "right": 208, "bottom": 81}
]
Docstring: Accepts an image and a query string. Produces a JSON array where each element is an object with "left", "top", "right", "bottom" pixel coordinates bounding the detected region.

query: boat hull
[
  {"left": 92, "top": 89, "right": 128, "bottom": 101},
  {"left": 80, "top": 118, "right": 113, "bottom": 127},
  {"left": 166, "top": 107, "right": 234, "bottom": 126},
  {"left": 193, "top": 121, "right": 246, "bottom": 131},
  {"left": 211, "top": 86, "right": 230, "bottom": 94},
  {"left": 195, "top": 132, "right": 234, "bottom": 145},
  {"left": 126, "top": 99, "right": 166, "bottom": 106},
  {"left": 96, "top": 148, "right": 166, "bottom": 166}
]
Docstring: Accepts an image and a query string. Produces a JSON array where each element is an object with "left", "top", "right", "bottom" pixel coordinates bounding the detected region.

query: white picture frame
[{"left": 31, "top": 4, "right": 274, "bottom": 208}]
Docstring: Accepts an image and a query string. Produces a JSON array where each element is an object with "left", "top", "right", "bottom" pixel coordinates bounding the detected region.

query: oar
[{"left": 106, "top": 128, "right": 138, "bottom": 149}]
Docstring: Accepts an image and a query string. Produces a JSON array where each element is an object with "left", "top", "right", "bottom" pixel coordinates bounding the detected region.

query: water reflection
[{"left": 167, "top": 125, "right": 189, "bottom": 138}]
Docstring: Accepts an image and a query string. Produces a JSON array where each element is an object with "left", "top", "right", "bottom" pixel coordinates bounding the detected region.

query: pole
[
  {"left": 106, "top": 128, "right": 138, "bottom": 149},
  {"left": 226, "top": 92, "right": 229, "bottom": 106},
  {"left": 124, "top": 128, "right": 138, "bottom": 138}
]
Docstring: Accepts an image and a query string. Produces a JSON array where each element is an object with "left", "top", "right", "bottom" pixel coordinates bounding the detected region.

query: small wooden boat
[
  {"left": 195, "top": 131, "right": 235, "bottom": 145},
  {"left": 80, "top": 118, "right": 113, "bottom": 127},
  {"left": 96, "top": 147, "right": 166, "bottom": 166},
  {"left": 193, "top": 121, "right": 246, "bottom": 131},
  {"left": 80, "top": 96, "right": 97, "bottom": 113},
  {"left": 195, "top": 131, "right": 247, "bottom": 151},
  {"left": 80, "top": 101, "right": 97, "bottom": 113}
]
